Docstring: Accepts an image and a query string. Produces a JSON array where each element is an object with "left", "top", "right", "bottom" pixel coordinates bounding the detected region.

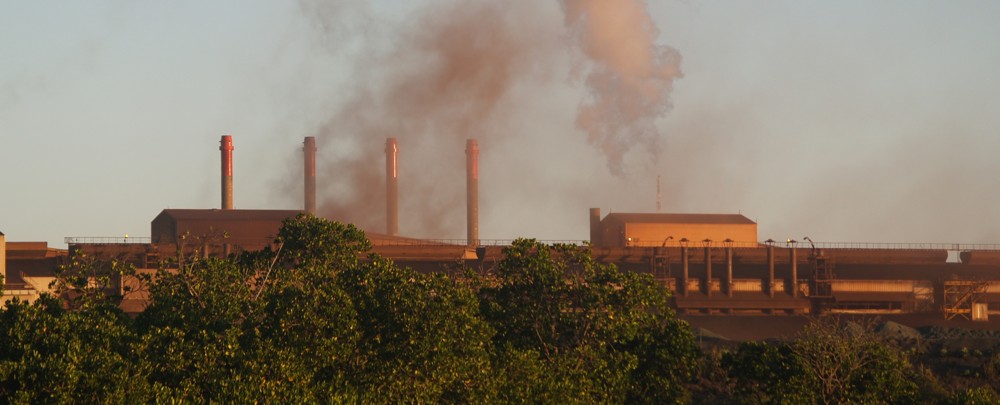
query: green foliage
[
  {"left": 791, "top": 319, "right": 918, "bottom": 404},
  {"left": 0, "top": 221, "right": 702, "bottom": 403},
  {"left": 722, "top": 341, "right": 815, "bottom": 404},
  {"left": 0, "top": 296, "right": 147, "bottom": 402},
  {"left": 722, "top": 318, "right": 921, "bottom": 405},
  {"left": 948, "top": 386, "right": 1000, "bottom": 405},
  {"left": 51, "top": 251, "right": 139, "bottom": 310},
  {"left": 477, "top": 238, "right": 699, "bottom": 403},
  {"left": 339, "top": 256, "right": 495, "bottom": 403},
  {"left": 277, "top": 213, "right": 370, "bottom": 269}
]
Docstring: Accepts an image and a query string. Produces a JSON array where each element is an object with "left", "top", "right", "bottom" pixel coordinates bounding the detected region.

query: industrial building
[
  {"left": 5, "top": 135, "right": 1000, "bottom": 325},
  {"left": 1, "top": 232, "right": 68, "bottom": 306},
  {"left": 589, "top": 209, "right": 758, "bottom": 248}
]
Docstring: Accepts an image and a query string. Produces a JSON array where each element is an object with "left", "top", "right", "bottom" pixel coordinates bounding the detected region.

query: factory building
[
  {"left": 151, "top": 209, "right": 302, "bottom": 254},
  {"left": 9, "top": 134, "right": 1000, "bottom": 325},
  {"left": 1, "top": 232, "right": 68, "bottom": 306},
  {"left": 589, "top": 208, "right": 758, "bottom": 248}
]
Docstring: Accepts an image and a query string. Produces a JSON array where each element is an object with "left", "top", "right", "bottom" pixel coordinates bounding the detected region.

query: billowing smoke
[
  {"left": 560, "top": 0, "right": 683, "bottom": 175},
  {"left": 300, "top": 0, "right": 679, "bottom": 237}
]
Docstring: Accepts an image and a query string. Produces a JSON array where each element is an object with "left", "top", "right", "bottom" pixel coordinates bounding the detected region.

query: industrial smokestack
[
  {"left": 385, "top": 138, "right": 399, "bottom": 236},
  {"left": 220, "top": 135, "right": 234, "bottom": 210},
  {"left": 303, "top": 136, "right": 317, "bottom": 215},
  {"left": 590, "top": 208, "right": 602, "bottom": 246},
  {"left": 0, "top": 230, "right": 6, "bottom": 288},
  {"left": 466, "top": 139, "right": 479, "bottom": 246}
]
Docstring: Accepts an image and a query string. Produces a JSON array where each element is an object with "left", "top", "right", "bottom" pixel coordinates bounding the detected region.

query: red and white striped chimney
[
  {"left": 220, "top": 135, "right": 234, "bottom": 210},
  {"left": 303, "top": 136, "right": 317, "bottom": 215},
  {"left": 385, "top": 138, "right": 399, "bottom": 236},
  {"left": 466, "top": 139, "right": 479, "bottom": 246}
]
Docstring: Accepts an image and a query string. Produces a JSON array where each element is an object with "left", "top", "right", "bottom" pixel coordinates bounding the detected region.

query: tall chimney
[
  {"left": 385, "top": 138, "right": 399, "bottom": 236},
  {"left": 220, "top": 135, "right": 234, "bottom": 210},
  {"left": 589, "top": 208, "right": 602, "bottom": 246},
  {"left": 466, "top": 139, "right": 479, "bottom": 246},
  {"left": 0, "top": 230, "right": 6, "bottom": 289},
  {"left": 303, "top": 136, "right": 317, "bottom": 215}
]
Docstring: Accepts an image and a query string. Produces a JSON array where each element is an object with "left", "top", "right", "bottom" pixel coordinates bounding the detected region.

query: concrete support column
[
  {"left": 790, "top": 246, "right": 798, "bottom": 297},
  {"left": 704, "top": 245, "right": 713, "bottom": 297},
  {"left": 767, "top": 244, "right": 775, "bottom": 298},
  {"left": 726, "top": 246, "right": 734, "bottom": 297},
  {"left": 681, "top": 245, "right": 689, "bottom": 297}
]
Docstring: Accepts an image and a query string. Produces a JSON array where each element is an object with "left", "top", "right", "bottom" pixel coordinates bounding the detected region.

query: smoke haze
[
  {"left": 302, "top": 0, "right": 679, "bottom": 237},
  {"left": 560, "top": 0, "right": 682, "bottom": 175}
]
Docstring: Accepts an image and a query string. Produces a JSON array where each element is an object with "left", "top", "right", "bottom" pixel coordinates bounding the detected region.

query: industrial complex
[{"left": 4, "top": 136, "right": 1000, "bottom": 326}]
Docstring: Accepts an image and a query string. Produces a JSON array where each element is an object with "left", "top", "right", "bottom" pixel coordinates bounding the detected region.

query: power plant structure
[{"left": 4, "top": 135, "right": 1000, "bottom": 326}]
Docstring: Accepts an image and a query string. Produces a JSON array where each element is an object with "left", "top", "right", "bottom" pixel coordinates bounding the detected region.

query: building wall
[{"left": 616, "top": 223, "right": 758, "bottom": 247}]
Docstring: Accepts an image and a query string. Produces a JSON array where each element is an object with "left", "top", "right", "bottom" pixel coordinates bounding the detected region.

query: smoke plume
[
  {"left": 301, "top": 0, "right": 680, "bottom": 237},
  {"left": 560, "top": 0, "right": 683, "bottom": 175}
]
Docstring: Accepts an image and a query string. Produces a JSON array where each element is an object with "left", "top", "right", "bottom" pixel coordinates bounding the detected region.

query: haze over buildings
[{"left": 3, "top": 1, "right": 1000, "bottom": 247}]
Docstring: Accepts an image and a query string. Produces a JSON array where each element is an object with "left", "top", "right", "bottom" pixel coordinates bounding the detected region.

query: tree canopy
[{"left": 0, "top": 215, "right": 700, "bottom": 403}]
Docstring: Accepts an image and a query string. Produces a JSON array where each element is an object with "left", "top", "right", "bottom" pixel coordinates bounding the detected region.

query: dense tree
[
  {"left": 948, "top": 386, "right": 1000, "bottom": 405},
  {"left": 0, "top": 296, "right": 147, "bottom": 402},
  {"left": 51, "top": 250, "right": 140, "bottom": 311},
  {"left": 476, "top": 238, "right": 699, "bottom": 403},
  {"left": 339, "top": 256, "right": 495, "bottom": 403},
  {"left": 32, "top": 217, "right": 984, "bottom": 403},
  {"left": 723, "top": 317, "right": 920, "bottom": 405},
  {"left": 722, "top": 341, "right": 815, "bottom": 404}
]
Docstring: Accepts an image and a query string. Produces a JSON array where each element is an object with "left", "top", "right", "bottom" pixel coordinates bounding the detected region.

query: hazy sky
[{"left": 3, "top": 1, "right": 1000, "bottom": 247}]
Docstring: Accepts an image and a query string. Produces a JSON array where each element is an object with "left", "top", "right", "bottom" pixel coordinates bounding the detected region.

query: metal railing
[
  {"left": 622, "top": 240, "right": 1000, "bottom": 251},
  {"left": 788, "top": 242, "right": 1000, "bottom": 251},
  {"left": 372, "top": 238, "right": 588, "bottom": 247},
  {"left": 63, "top": 236, "right": 1000, "bottom": 251},
  {"left": 65, "top": 237, "right": 152, "bottom": 245}
]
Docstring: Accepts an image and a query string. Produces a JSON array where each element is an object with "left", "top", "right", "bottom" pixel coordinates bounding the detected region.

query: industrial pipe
[
  {"left": 704, "top": 242, "right": 713, "bottom": 297},
  {"left": 220, "top": 135, "right": 234, "bottom": 210},
  {"left": 303, "top": 136, "right": 317, "bottom": 215},
  {"left": 681, "top": 241, "right": 689, "bottom": 298},
  {"left": 767, "top": 242, "right": 775, "bottom": 298},
  {"left": 726, "top": 245, "right": 734, "bottom": 298},
  {"left": 790, "top": 243, "right": 799, "bottom": 297},
  {"left": 386, "top": 138, "right": 399, "bottom": 236}
]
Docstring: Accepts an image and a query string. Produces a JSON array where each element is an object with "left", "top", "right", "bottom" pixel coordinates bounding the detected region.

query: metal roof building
[
  {"left": 151, "top": 209, "right": 303, "bottom": 252},
  {"left": 590, "top": 209, "right": 758, "bottom": 248}
]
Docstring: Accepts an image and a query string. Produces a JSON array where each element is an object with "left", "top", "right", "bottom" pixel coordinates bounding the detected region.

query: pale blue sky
[{"left": 3, "top": 1, "right": 1000, "bottom": 247}]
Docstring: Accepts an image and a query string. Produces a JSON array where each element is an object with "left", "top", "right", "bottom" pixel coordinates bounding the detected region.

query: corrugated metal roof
[
  {"left": 155, "top": 209, "right": 304, "bottom": 221},
  {"left": 603, "top": 213, "right": 756, "bottom": 225}
]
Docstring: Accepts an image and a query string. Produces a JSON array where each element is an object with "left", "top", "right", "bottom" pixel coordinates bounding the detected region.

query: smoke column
[
  {"left": 560, "top": 0, "right": 683, "bottom": 175},
  {"left": 301, "top": 0, "right": 680, "bottom": 237},
  {"left": 305, "top": 0, "right": 554, "bottom": 237}
]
